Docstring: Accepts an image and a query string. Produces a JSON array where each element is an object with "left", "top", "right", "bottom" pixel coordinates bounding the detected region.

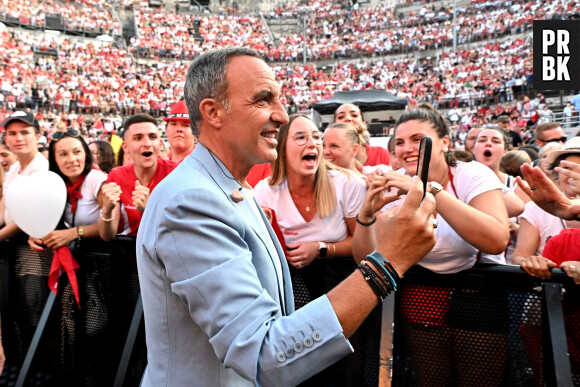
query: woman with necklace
[
  {"left": 353, "top": 104, "right": 510, "bottom": 386},
  {"left": 255, "top": 115, "right": 366, "bottom": 273},
  {"left": 254, "top": 114, "right": 368, "bottom": 385}
]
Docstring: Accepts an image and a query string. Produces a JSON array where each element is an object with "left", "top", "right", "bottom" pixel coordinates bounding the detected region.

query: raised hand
[
  {"left": 133, "top": 180, "right": 151, "bottom": 214},
  {"left": 101, "top": 182, "right": 122, "bottom": 212},
  {"left": 518, "top": 164, "right": 580, "bottom": 220},
  {"left": 374, "top": 176, "right": 436, "bottom": 275}
]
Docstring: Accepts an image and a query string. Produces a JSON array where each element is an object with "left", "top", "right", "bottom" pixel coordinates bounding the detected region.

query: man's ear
[{"left": 199, "top": 98, "right": 223, "bottom": 129}]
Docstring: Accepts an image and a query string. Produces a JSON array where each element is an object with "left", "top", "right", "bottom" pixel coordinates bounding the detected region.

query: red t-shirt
[
  {"left": 365, "top": 144, "right": 390, "bottom": 167},
  {"left": 540, "top": 227, "right": 580, "bottom": 369},
  {"left": 246, "top": 163, "right": 272, "bottom": 188},
  {"left": 106, "top": 158, "right": 178, "bottom": 236},
  {"left": 542, "top": 228, "right": 580, "bottom": 266}
]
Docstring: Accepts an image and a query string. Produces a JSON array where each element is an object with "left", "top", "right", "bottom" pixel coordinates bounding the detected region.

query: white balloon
[{"left": 5, "top": 171, "right": 67, "bottom": 238}]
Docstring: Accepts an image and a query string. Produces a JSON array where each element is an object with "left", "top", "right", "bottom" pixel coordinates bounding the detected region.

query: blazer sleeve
[{"left": 154, "top": 186, "right": 353, "bottom": 386}]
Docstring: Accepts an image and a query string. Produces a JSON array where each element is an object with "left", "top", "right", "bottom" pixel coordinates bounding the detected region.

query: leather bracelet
[
  {"left": 362, "top": 260, "right": 392, "bottom": 295},
  {"left": 356, "top": 214, "right": 377, "bottom": 227},
  {"left": 99, "top": 209, "right": 114, "bottom": 222},
  {"left": 357, "top": 261, "right": 387, "bottom": 302},
  {"left": 368, "top": 251, "right": 401, "bottom": 282},
  {"left": 366, "top": 252, "right": 398, "bottom": 292},
  {"left": 368, "top": 259, "right": 396, "bottom": 293}
]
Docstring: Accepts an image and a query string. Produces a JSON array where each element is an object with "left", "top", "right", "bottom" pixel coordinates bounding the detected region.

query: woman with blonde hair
[
  {"left": 334, "top": 103, "right": 390, "bottom": 166},
  {"left": 255, "top": 113, "right": 368, "bottom": 385},
  {"left": 255, "top": 114, "right": 366, "bottom": 272},
  {"left": 323, "top": 122, "right": 363, "bottom": 172}
]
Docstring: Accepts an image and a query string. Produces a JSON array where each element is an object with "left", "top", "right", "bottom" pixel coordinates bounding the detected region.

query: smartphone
[{"left": 416, "top": 137, "right": 432, "bottom": 199}]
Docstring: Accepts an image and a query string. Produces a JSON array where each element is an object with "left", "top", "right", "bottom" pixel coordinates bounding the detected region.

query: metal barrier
[
  {"left": 0, "top": 236, "right": 144, "bottom": 387},
  {"left": 1, "top": 239, "right": 577, "bottom": 386},
  {"left": 388, "top": 264, "right": 578, "bottom": 387}
]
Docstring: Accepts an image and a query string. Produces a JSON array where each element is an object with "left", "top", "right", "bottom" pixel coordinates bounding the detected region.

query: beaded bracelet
[
  {"left": 99, "top": 209, "right": 114, "bottom": 222},
  {"left": 356, "top": 214, "right": 377, "bottom": 227}
]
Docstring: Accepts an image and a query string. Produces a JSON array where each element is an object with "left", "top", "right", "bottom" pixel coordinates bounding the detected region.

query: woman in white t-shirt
[
  {"left": 28, "top": 130, "right": 107, "bottom": 252},
  {"left": 472, "top": 127, "right": 526, "bottom": 263},
  {"left": 254, "top": 114, "right": 367, "bottom": 385},
  {"left": 255, "top": 115, "right": 366, "bottom": 271},
  {"left": 353, "top": 104, "right": 510, "bottom": 386},
  {"left": 512, "top": 142, "right": 580, "bottom": 272},
  {"left": 28, "top": 129, "right": 112, "bottom": 382}
]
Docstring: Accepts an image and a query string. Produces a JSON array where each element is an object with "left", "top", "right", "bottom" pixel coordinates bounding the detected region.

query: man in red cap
[{"left": 164, "top": 100, "right": 196, "bottom": 162}]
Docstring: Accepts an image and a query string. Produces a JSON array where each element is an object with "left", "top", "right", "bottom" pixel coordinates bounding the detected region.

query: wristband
[{"left": 356, "top": 214, "right": 377, "bottom": 227}]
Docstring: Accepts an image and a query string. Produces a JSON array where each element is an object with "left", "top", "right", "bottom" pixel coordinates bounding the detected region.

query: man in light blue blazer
[{"left": 137, "top": 47, "right": 437, "bottom": 386}]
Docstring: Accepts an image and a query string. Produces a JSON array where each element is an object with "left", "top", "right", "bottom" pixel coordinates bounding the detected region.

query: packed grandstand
[{"left": 0, "top": 0, "right": 579, "bottom": 139}]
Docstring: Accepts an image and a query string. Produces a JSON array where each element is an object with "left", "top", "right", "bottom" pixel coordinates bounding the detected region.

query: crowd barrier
[{"left": 0, "top": 236, "right": 577, "bottom": 386}]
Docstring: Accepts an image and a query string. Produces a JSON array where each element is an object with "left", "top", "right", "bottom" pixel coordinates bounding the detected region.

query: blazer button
[
  {"left": 293, "top": 342, "right": 304, "bottom": 353},
  {"left": 312, "top": 331, "right": 323, "bottom": 342},
  {"left": 285, "top": 347, "right": 295, "bottom": 358},
  {"left": 303, "top": 337, "right": 314, "bottom": 348},
  {"left": 276, "top": 351, "right": 286, "bottom": 363}
]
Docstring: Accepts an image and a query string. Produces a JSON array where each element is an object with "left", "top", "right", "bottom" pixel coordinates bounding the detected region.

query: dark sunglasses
[
  {"left": 52, "top": 129, "right": 80, "bottom": 141},
  {"left": 539, "top": 136, "right": 567, "bottom": 144}
]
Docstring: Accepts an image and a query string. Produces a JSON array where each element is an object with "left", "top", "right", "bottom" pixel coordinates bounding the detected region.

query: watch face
[
  {"left": 319, "top": 247, "right": 328, "bottom": 258},
  {"left": 430, "top": 182, "right": 442, "bottom": 193}
]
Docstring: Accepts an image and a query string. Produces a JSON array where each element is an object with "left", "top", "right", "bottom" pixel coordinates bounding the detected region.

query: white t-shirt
[
  {"left": 63, "top": 169, "right": 107, "bottom": 227},
  {"left": 520, "top": 201, "right": 565, "bottom": 255},
  {"left": 3, "top": 153, "right": 49, "bottom": 225},
  {"left": 254, "top": 170, "right": 366, "bottom": 244},
  {"left": 479, "top": 173, "right": 518, "bottom": 264},
  {"left": 382, "top": 161, "right": 503, "bottom": 274}
]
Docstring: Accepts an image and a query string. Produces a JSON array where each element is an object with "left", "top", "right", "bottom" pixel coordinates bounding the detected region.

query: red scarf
[
  {"left": 66, "top": 174, "right": 86, "bottom": 214},
  {"left": 49, "top": 246, "right": 81, "bottom": 307}
]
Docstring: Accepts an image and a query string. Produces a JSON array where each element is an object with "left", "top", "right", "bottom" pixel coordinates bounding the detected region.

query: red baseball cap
[{"left": 163, "top": 100, "right": 189, "bottom": 122}]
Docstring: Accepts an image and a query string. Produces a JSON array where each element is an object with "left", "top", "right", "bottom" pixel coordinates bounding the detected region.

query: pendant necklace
[{"left": 291, "top": 191, "right": 315, "bottom": 212}]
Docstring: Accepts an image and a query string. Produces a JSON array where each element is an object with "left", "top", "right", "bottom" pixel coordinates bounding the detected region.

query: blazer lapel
[{"left": 193, "top": 144, "right": 290, "bottom": 314}]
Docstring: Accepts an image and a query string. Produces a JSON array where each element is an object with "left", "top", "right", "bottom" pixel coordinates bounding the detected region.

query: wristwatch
[
  {"left": 318, "top": 241, "right": 328, "bottom": 259},
  {"left": 77, "top": 226, "right": 84, "bottom": 240},
  {"left": 429, "top": 181, "right": 443, "bottom": 196}
]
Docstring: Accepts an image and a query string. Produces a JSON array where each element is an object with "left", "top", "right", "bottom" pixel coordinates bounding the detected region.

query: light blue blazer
[{"left": 137, "top": 143, "right": 353, "bottom": 386}]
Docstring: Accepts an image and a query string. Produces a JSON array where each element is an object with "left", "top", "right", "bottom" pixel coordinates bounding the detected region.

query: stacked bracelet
[
  {"left": 356, "top": 214, "right": 377, "bottom": 226},
  {"left": 358, "top": 261, "right": 388, "bottom": 302},
  {"left": 367, "top": 251, "right": 401, "bottom": 282},
  {"left": 99, "top": 209, "right": 114, "bottom": 222},
  {"left": 357, "top": 252, "right": 400, "bottom": 302}
]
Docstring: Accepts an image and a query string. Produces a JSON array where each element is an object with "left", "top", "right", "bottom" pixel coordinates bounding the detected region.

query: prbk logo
[{"left": 533, "top": 20, "right": 580, "bottom": 90}]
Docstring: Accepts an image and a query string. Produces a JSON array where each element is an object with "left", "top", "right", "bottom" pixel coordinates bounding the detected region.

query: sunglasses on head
[{"left": 52, "top": 129, "right": 80, "bottom": 141}]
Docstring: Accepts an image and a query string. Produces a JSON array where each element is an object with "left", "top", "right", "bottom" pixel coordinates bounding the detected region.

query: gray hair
[{"left": 183, "top": 47, "right": 264, "bottom": 136}]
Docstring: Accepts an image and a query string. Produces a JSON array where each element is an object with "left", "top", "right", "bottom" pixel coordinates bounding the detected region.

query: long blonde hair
[{"left": 270, "top": 114, "right": 352, "bottom": 218}]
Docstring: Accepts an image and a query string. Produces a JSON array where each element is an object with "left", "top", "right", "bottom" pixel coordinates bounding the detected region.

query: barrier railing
[{"left": 0, "top": 238, "right": 577, "bottom": 386}]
